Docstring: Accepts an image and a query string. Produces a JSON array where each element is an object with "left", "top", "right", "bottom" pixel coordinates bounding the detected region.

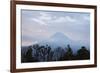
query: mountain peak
[
  {"left": 51, "top": 32, "right": 68, "bottom": 39},
  {"left": 46, "top": 32, "right": 72, "bottom": 48}
]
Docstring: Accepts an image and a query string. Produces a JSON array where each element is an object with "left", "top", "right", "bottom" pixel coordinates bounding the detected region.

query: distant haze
[{"left": 21, "top": 10, "right": 90, "bottom": 47}]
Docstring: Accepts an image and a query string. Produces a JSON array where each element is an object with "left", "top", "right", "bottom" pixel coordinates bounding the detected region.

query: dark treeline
[{"left": 21, "top": 44, "right": 90, "bottom": 63}]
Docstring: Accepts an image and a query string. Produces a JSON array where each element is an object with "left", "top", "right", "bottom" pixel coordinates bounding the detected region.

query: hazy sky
[{"left": 21, "top": 9, "right": 90, "bottom": 46}]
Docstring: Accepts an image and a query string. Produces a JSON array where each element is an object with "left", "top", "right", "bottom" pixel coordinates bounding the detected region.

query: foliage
[
  {"left": 21, "top": 44, "right": 90, "bottom": 63},
  {"left": 76, "top": 46, "right": 90, "bottom": 60},
  {"left": 62, "top": 45, "right": 74, "bottom": 60}
]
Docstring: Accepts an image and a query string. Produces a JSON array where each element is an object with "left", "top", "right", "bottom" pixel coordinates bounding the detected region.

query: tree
[
  {"left": 46, "top": 45, "right": 54, "bottom": 61},
  {"left": 33, "top": 44, "right": 53, "bottom": 61},
  {"left": 21, "top": 51, "right": 27, "bottom": 63},
  {"left": 52, "top": 47, "right": 64, "bottom": 61},
  {"left": 25, "top": 47, "right": 34, "bottom": 62},
  {"left": 77, "top": 46, "right": 90, "bottom": 60},
  {"left": 63, "top": 44, "right": 73, "bottom": 60}
]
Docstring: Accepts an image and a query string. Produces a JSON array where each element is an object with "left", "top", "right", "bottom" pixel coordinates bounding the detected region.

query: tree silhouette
[
  {"left": 21, "top": 50, "right": 27, "bottom": 63},
  {"left": 52, "top": 47, "right": 65, "bottom": 61},
  {"left": 63, "top": 44, "right": 73, "bottom": 60},
  {"left": 32, "top": 44, "right": 53, "bottom": 61},
  {"left": 21, "top": 43, "right": 90, "bottom": 63},
  {"left": 77, "top": 46, "right": 90, "bottom": 60},
  {"left": 24, "top": 47, "right": 34, "bottom": 62},
  {"left": 46, "top": 45, "right": 54, "bottom": 61},
  {"left": 33, "top": 44, "right": 39, "bottom": 50}
]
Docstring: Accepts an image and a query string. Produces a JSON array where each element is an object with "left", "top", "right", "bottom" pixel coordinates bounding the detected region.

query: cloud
[
  {"left": 28, "top": 11, "right": 78, "bottom": 27},
  {"left": 31, "top": 18, "right": 47, "bottom": 25},
  {"left": 30, "top": 12, "right": 54, "bottom": 26},
  {"left": 53, "top": 16, "right": 76, "bottom": 23},
  {"left": 39, "top": 12, "right": 52, "bottom": 21},
  {"left": 53, "top": 17, "right": 66, "bottom": 23},
  {"left": 21, "top": 10, "right": 90, "bottom": 46},
  {"left": 65, "top": 16, "right": 76, "bottom": 22}
]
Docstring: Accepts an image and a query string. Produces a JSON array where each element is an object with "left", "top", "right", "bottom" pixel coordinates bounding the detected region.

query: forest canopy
[{"left": 21, "top": 44, "right": 90, "bottom": 63}]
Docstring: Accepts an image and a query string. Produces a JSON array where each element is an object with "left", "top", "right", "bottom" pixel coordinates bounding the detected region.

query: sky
[{"left": 21, "top": 9, "right": 90, "bottom": 46}]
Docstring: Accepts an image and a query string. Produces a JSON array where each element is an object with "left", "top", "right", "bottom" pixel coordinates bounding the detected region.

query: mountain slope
[{"left": 39, "top": 32, "right": 80, "bottom": 53}]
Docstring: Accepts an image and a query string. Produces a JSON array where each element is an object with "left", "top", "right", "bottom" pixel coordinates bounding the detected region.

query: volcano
[
  {"left": 21, "top": 32, "right": 90, "bottom": 62},
  {"left": 39, "top": 32, "right": 80, "bottom": 53}
]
